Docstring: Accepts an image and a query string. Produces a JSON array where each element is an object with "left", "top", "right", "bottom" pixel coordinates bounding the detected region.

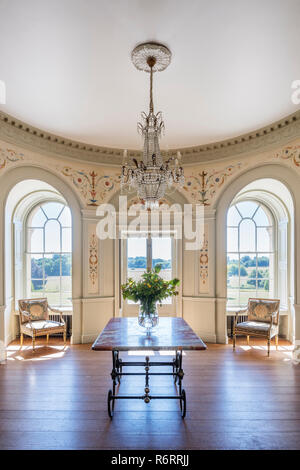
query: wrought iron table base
[{"left": 107, "top": 350, "right": 186, "bottom": 419}]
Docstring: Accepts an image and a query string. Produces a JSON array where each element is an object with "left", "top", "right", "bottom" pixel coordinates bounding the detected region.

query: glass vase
[{"left": 138, "top": 301, "right": 159, "bottom": 333}]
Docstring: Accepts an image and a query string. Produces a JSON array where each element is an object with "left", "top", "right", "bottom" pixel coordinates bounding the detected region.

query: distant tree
[
  {"left": 257, "top": 256, "right": 269, "bottom": 267},
  {"left": 247, "top": 269, "right": 264, "bottom": 287},
  {"left": 228, "top": 263, "right": 247, "bottom": 277},
  {"left": 241, "top": 256, "right": 256, "bottom": 267},
  {"left": 228, "top": 264, "right": 238, "bottom": 276}
]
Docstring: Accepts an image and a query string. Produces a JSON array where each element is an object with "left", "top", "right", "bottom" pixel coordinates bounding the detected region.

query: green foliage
[
  {"left": 228, "top": 263, "right": 247, "bottom": 276},
  {"left": 128, "top": 256, "right": 171, "bottom": 269},
  {"left": 121, "top": 264, "right": 180, "bottom": 311},
  {"left": 31, "top": 254, "right": 71, "bottom": 279},
  {"left": 247, "top": 269, "right": 269, "bottom": 288},
  {"left": 228, "top": 255, "right": 270, "bottom": 268}
]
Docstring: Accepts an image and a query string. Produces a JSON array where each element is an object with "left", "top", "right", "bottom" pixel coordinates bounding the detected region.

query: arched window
[
  {"left": 227, "top": 200, "right": 275, "bottom": 307},
  {"left": 26, "top": 201, "right": 72, "bottom": 306}
]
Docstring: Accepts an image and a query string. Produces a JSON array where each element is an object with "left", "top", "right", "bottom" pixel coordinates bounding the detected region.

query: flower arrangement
[{"left": 121, "top": 264, "right": 180, "bottom": 320}]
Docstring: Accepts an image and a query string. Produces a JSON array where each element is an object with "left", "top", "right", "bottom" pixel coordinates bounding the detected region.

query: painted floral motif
[
  {"left": 199, "top": 235, "right": 209, "bottom": 285},
  {"left": 0, "top": 148, "right": 24, "bottom": 170},
  {"left": 89, "top": 233, "right": 98, "bottom": 286},
  {"left": 61, "top": 167, "right": 120, "bottom": 206},
  {"left": 183, "top": 162, "right": 243, "bottom": 205},
  {"left": 274, "top": 145, "right": 300, "bottom": 166}
]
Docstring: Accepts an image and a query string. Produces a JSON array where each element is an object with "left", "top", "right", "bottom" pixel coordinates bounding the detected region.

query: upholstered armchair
[
  {"left": 233, "top": 298, "right": 280, "bottom": 356},
  {"left": 18, "top": 298, "right": 66, "bottom": 350}
]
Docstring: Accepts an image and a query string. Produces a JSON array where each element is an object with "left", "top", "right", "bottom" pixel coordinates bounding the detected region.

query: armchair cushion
[
  {"left": 235, "top": 321, "right": 278, "bottom": 337},
  {"left": 23, "top": 320, "right": 64, "bottom": 330},
  {"left": 247, "top": 298, "right": 280, "bottom": 324}
]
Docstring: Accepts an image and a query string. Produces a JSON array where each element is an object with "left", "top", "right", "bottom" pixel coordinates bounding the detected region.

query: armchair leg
[
  {"left": 275, "top": 335, "right": 278, "bottom": 350},
  {"left": 247, "top": 335, "right": 250, "bottom": 346},
  {"left": 46, "top": 334, "right": 49, "bottom": 345},
  {"left": 233, "top": 333, "right": 236, "bottom": 351},
  {"left": 32, "top": 334, "right": 35, "bottom": 352},
  {"left": 267, "top": 338, "right": 270, "bottom": 357},
  {"left": 20, "top": 333, "right": 23, "bottom": 348},
  {"left": 63, "top": 329, "right": 66, "bottom": 347}
]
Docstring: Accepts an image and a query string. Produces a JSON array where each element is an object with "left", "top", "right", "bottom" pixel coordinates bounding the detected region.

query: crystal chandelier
[{"left": 121, "top": 43, "right": 184, "bottom": 210}]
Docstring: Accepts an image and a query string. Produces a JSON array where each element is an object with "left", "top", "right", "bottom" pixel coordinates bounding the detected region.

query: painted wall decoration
[
  {"left": 183, "top": 162, "right": 243, "bottom": 205},
  {"left": 88, "top": 229, "right": 98, "bottom": 293},
  {"left": 61, "top": 167, "right": 120, "bottom": 206},
  {"left": 199, "top": 233, "right": 209, "bottom": 286},
  {"left": 1, "top": 143, "right": 300, "bottom": 209},
  {"left": 0, "top": 148, "right": 24, "bottom": 170},
  {"left": 274, "top": 145, "right": 300, "bottom": 167}
]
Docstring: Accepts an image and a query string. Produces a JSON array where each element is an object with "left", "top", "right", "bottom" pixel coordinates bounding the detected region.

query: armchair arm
[
  {"left": 269, "top": 311, "right": 279, "bottom": 332},
  {"left": 234, "top": 308, "right": 248, "bottom": 328},
  {"left": 48, "top": 306, "right": 65, "bottom": 324}
]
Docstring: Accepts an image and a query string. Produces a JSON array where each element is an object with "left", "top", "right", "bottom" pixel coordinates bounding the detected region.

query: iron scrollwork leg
[
  {"left": 108, "top": 350, "right": 119, "bottom": 419},
  {"left": 144, "top": 356, "right": 150, "bottom": 403}
]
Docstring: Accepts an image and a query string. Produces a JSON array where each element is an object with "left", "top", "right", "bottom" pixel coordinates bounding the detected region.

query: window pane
[
  {"left": 227, "top": 206, "right": 241, "bottom": 226},
  {"left": 45, "top": 292, "right": 61, "bottom": 306},
  {"left": 239, "top": 285, "right": 257, "bottom": 306},
  {"left": 152, "top": 237, "right": 172, "bottom": 304},
  {"left": 28, "top": 206, "right": 47, "bottom": 227},
  {"left": 227, "top": 253, "right": 239, "bottom": 306},
  {"left": 61, "top": 254, "right": 72, "bottom": 277},
  {"left": 59, "top": 206, "right": 72, "bottom": 227},
  {"left": 44, "top": 254, "right": 61, "bottom": 305},
  {"left": 240, "top": 219, "right": 255, "bottom": 252},
  {"left": 227, "top": 227, "right": 238, "bottom": 252},
  {"left": 29, "top": 282, "right": 45, "bottom": 299},
  {"left": 27, "top": 228, "right": 43, "bottom": 252},
  {"left": 62, "top": 228, "right": 72, "bottom": 252},
  {"left": 45, "top": 220, "right": 61, "bottom": 252},
  {"left": 61, "top": 254, "right": 72, "bottom": 306},
  {"left": 257, "top": 227, "right": 272, "bottom": 252},
  {"left": 127, "top": 237, "right": 147, "bottom": 282},
  {"left": 42, "top": 202, "right": 64, "bottom": 219},
  {"left": 236, "top": 201, "right": 258, "bottom": 218},
  {"left": 61, "top": 292, "right": 72, "bottom": 306},
  {"left": 30, "top": 255, "right": 43, "bottom": 280},
  {"left": 152, "top": 238, "right": 172, "bottom": 280},
  {"left": 253, "top": 206, "right": 270, "bottom": 226}
]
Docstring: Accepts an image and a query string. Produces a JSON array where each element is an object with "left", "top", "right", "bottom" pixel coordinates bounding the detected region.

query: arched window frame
[
  {"left": 24, "top": 199, "right": 72, "bottom": 307},
  {"left": 227, "top": 193, "right": 288, "bottom": 309}
]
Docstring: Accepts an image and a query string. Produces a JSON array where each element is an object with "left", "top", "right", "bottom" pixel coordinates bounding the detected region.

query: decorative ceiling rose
[
  {"left": 121, "top": 42, "right": 184, "bottom": 210},
  {"left": 131, "top": 42, "right": 172, "bottom": 73}
]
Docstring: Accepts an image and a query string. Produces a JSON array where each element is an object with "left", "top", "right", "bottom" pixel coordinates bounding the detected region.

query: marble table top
[{"left": 92, "top": 317, "right": 207, "bottom": 351}]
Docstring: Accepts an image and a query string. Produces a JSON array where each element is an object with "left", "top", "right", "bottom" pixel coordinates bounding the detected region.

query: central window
[
  {"left": 26, "top": 201, "right": 72, "bottom": 307},
  {"left": 227, "top": 200, "right": 274, "bottom": 307},
  {"left": 126, "top": 235, "right": 173, "bottom": 305}
]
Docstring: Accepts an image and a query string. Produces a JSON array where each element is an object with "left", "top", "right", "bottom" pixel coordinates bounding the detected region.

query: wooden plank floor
[{"left": 0, "top": 337, "right": 299, "bottom": 450}]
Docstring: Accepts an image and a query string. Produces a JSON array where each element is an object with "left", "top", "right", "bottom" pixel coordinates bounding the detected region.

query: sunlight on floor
[
  {"left": 6, "top": 344, "right": 69, "bottom": 361},
  {"left": 239, "top": 344, "right": 294, "bottom": 360}
]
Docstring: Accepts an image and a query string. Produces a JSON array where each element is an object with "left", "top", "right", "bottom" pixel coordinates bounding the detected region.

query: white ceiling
[{"left": 0, "top": 0, "right": 300, "bottom": 150}]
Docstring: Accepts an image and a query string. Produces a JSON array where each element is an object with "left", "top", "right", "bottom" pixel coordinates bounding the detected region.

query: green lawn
[{"left": 30, "top": 276, "right": 72, "bottom": 306}]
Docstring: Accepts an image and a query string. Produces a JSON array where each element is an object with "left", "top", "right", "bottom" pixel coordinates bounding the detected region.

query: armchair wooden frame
[
  {"left": 18, "top": 298, "right": 66, "bottom": 351},
  {"left": 233, "top": 298, "right": 280, "bottom": 357}
]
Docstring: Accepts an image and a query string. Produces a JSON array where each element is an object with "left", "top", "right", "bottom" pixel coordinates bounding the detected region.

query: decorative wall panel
[
  {"left": 199, "top": 226, "right": 209, "bottom": 294},
  {"left": 88, "top": 225, "right": 99, "bottom": 294}
]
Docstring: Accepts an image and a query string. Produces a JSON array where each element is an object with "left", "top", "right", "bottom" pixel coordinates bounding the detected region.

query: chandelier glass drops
[{"left": 121, "top": 43, "right": 184, "bottom": 210}]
